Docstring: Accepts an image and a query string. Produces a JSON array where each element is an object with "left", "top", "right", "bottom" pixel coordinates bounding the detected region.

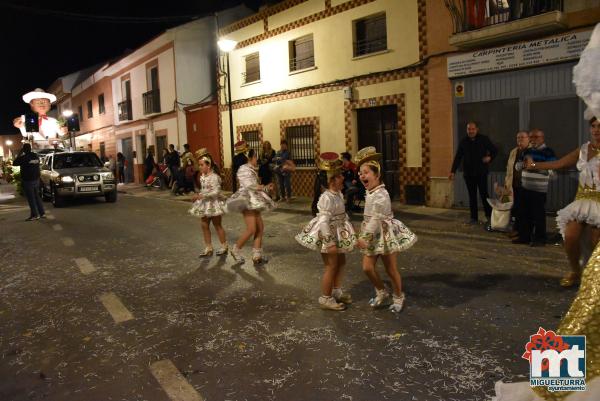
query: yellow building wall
[
  {"left": 267, "top": 0, "right": 325, "bottom": 30},
  {"left": 220, "top": 77, "right": 421, "bottom": 168},
  {"left": 222, "top": 0, "right": 419, "bottom": 103}
]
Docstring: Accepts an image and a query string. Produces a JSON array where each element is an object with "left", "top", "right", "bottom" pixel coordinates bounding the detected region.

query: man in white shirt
[{"left": 13, "top": 88, "right": 65, "bottom": 146}]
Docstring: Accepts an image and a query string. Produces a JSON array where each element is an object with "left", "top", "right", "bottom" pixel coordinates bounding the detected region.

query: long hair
[{"left": 311, "top": 170, "right": 328, "bottom": 215}]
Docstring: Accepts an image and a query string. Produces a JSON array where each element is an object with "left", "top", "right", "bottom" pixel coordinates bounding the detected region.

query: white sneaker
[
  {"left": 332, "top": 288, "right": 352, "bottom": 304},
  {"left": 230, "top": 245, "right": 245, "bottom": 263},
  {"left": 252, "top": 248, "right": 268, "bottom": 266},
  {"left": 389, "top": 293, "right": 405, "bottom": 313},
  {"left": 319, "top": 295, "right": 346, "bottom": 311},
  {"left": 215, "top": 244, "right": 228, "bottom": 256},
  {"left": 199, "top": 247, "right": 213, "bottom": 257},
  {"left": 369, "top": 288, "right": 392, "bottom": 308}
]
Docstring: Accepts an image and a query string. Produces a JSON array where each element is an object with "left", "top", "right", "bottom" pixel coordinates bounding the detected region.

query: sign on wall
[{"left": 448, "top": 30, "right": 592, "bottom": 78}]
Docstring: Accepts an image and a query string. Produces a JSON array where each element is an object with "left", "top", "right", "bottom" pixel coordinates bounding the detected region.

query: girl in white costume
[
  {"left": 189, "top": 149, "right": 228, "bottom": 257},
  {"left": 226, "top": 142, "right": 275, "bottom": 265},
  {"left": 295, "top": 152, "right": 356, "bottom": 311},
  {"left": 354, "top": 147, "right": 417, "bottom": 312}
]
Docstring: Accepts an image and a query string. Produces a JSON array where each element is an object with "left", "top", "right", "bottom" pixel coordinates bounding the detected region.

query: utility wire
[{"left": 0, "top": 1, "right": 206, "bottom": 23}]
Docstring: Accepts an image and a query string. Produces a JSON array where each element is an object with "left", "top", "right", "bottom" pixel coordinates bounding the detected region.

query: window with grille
[
  {"left": 98, "top": 94, "right": 105, "bottom": 115},
  {"left": 286, "top": 125, "right": 315, "bottom": 167},
  {"left": 243, "top": 52, "right": 260, "bottom": 84},
  {"left": 353, "top": 13, "right": 387, "bottom": 57},
  {"left": 87, "top": 100, "right": 93, "bottom": 118},
  {"left": 289, "top": 34, "right": 314, "bottom": 72},
  {"left": 241, "top": 131, "right": 261, "bottom": 154},
  {"left": 78, "top": 105, "right": 84, "bottom": 121}
]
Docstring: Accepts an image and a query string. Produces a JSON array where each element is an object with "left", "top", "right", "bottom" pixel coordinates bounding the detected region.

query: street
[{"left": 0, "top": 188, "right": 576, "bottom": 401}]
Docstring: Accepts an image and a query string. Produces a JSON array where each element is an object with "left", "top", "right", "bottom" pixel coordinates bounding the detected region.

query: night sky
[{"left": 0, "top": 0, "right": 276, "bottom": 134}]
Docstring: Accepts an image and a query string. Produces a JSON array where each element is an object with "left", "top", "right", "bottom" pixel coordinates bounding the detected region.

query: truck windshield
[{"left": 53, "top": 153, "right": 102, "bottom": 169}]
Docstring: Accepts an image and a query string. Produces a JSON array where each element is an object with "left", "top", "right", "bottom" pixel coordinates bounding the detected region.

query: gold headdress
[
  {"left": 354, "top": 146, "right": 382, "bottom": 175},
  {"left": 234, "top": 140, "right": 249, "bottom": 155},
  {"left": 317, "top": 152, "right": 343, "bottom": 179},
  {"left": 195, "top": 148, "right": 212, "bottom": 165}
]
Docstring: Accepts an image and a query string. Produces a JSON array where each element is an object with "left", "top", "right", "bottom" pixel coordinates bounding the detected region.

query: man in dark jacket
[
  {"left": 12, "top": 143, "right": 45, "bottom": 221},
  {"left": 449, "top": 121, "right": 498, "bottom": 226}
]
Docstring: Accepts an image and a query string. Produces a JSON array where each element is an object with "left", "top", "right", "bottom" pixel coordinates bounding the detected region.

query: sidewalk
[{"left": 117, "top": 183, "right": 484, "bottom": 222}]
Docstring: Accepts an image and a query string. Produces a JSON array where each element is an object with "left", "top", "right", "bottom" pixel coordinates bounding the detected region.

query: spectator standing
[
  {"left": 143, "top": 148, "right": 155, "bottom": 182},
  {"left": 449, "top": 121, "right": 498, "bottom": 228},
  {"left": 504, "top": 131, "right": 530, "bottom": 238},
  {"left": 259, "top": 141, "right": 276, "bottom": 186},
  {"left": 12, "top": 143, "right": 45, "bottom": 221},
  {"left": 275, "top": 140, "right": 293, "bottom": 202},
  {"left": 513, "top": 128, "right": 556, "bottom": 246},
  {"left": 116, "top": 152, "right": 125, "bottom": 183},
  {"left": 167, "top": 144, "right": 180, "bottom": 188},
  {"left": 341, "top": 152, "right": 363, "bottom": 213}
]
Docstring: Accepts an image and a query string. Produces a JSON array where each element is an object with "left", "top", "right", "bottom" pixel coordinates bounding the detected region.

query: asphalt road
[{"left": 0, "top": 190, "right": 576, "bottom": 401}]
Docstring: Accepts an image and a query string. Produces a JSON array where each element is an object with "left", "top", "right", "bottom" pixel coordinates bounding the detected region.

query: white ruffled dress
[
  {"left": 556, "top": 143, "right": 600, "bottom": 236},
  {"left": 188, "top": 172, "right": 226, "bottom": 217},
  {"left": 225, "top": 163, "right": 275, "bottom": 213},
  {"left": 359, "top": 184, "right": 417, "bottom": 256},
  {"left": 295, "top": 190, "right": 356, "bottom": 253}
]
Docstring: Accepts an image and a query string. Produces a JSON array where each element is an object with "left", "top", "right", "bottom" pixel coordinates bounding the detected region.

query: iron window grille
[
  {"left": 87, "top": 100, "right": 93, "bottom": 118},
  {"left": 243, "top": 52, "right": 260, "bottom": 84},
  {"left": 118, "top": 100, "right": 132, "bottom": 121},
  {"left": 78, "top": 106, "right": 83, "bottom": 122},
  {"left": 143, "top": 89, "right": 161, "bottom": 115},
  {"left": 242, "top": 131, "right": 261, "bottom": 154},
  {"left": 289, "top": 34, "right": 315, "bottom": 71},
  {"left": 286, "top": 125, "right": 315, "bottom": 167},
  {"left": 353, "top": 13, "right": 387, "bottom": 57}
]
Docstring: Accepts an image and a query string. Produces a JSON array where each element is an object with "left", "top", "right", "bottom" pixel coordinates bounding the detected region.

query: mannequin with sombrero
[
  {"left": 13, "top": 88, "right": 65, "bottom": 147},
  {"left": 225, "top": 141, "right": 275, "bottom": 265},
  {"left": 189, "top": 148, "right": 228, "bottom": 257},
  {"left": 295, "top": 152, "right": 356, "bottom": 311},
  {"left": 354, "top": 146, "right": 417, "bottom": 313}
]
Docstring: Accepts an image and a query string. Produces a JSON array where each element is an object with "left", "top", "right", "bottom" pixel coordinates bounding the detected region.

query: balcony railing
[
  {"left": 289, "top": 55, "right": 315, "bottom": 72},
  {"left": 143, "top": 89, "right": 161, "bottom": 115},
  {"left": 445, "top": 0, "right": 563, "bottom": 34},
  {"left": 353, "top": 37, "right": 387, "bottom": 57},
  {"left": 118, "top": 99, "right": 132, "bottom": 121}
]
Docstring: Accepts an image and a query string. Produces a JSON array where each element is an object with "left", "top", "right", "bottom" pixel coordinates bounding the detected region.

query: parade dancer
[
  {"left": 189, "top": 149, "right": 228, "bottom": 257},
  {"left": 296, "top": 153, "right": 356, "bottom": 311},
  {"left": 226, "top": 141, "right": 275, "bottom": 265},
  {"left": 354, "top": 147, "right": 417, "bottom": 312}
]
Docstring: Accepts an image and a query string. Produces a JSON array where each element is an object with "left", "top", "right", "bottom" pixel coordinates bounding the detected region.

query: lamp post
[
  {"left": 5, "top": 139, "right": 13, "bottom": 159},
  {"left": 62, "top": 109, "right": 78, "bottom": 151},
  {"left": 218, "top": 38, "right": 238, "bottom": 191}
]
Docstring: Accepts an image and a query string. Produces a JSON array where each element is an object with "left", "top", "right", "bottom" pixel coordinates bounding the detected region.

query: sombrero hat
[
  {"left": 317, "top": 152, "right": 343, "bottom": 179},
  {"left": 234, "top": 140, "right": 249, "bottom": 155},
  {"left": 23, "top": 88, "right": 57, "bottom": 104},
  {"left": 354, "top": 146, "right": 382, "bottom": 168}
]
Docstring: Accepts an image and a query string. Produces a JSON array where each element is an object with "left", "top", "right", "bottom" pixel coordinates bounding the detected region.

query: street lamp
[
  {"left": 5, "top": 139, "right": 13, "bottom": 159},
  {"left": 218, "top": 38, "right": 238, "bottom": 191},
  {"left": 62, "top": 109, "right": 79, "bottom": 151}
]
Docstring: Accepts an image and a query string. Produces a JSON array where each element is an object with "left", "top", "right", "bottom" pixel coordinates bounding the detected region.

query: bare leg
[
  {"left": 333, "top": 253, "right": 346, "bottom": 288},
  {"left": 564, "top": 221, "right": 584, "bottom": 274},
  {"left": 362, "top": 255, "right": 385, "bottom": 289},
  {"left": 320, "top": 252, "right": 339, "bottom": 296},
  {"left": 212, "top": 216, "right": 227, "bottom": 245},
  {"left": 382, "top": 253, "right": 402, "bottom": 296},
  {"left": 253, "top": 213, "right": 264, "bottom": 249},
  {"left": 236, "top": 211, "right": 257, "bottom": 249},
  {"left": 200, "top": 217, "right": 211, "bottom": 247},
  {"left": 590, "top": 226, "right": 600, "bottom": 250}
]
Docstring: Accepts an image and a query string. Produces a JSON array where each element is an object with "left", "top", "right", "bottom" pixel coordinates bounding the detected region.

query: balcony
[
  {"left": 143, "top": 89, "right": 161, "bottom": 115},
  {"left": 446, "top": 0, "right": 567, "bottom": 49},
  {"left": 118, "top": 100, "right": 132, "bottom": 121}
]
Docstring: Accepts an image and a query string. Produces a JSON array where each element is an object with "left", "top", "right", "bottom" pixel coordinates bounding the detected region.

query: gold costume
[{"left": 534, "top": 243, "right": 600, "bottom": 400}]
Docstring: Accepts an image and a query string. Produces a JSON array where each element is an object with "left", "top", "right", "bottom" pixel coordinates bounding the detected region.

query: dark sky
[{"left": 0, "top": 0, "right": 274, "bottom": 133}]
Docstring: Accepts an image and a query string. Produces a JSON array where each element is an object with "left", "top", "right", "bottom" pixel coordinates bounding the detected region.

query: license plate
[{"left": 79, "top": 186, "right": 98, "bottom": 192}]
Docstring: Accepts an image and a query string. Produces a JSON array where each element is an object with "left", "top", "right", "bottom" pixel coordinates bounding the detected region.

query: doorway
[
  {"left": 357, "top": 105, "right": 400, "bottom": 199},
  {"left": 121, "top": 137, "right": 133, "bottom": 183},
  {"left": 156, "top": 135, "right": 168, "bottom": 163}
]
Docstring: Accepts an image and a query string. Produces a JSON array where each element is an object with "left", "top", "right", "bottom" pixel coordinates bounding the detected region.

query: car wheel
[
  {"left": 105, "top": 190, "right": 117, "bottom": 203},
  {"left": 51, "top": 185, "right": 66, "bottom": 208}
]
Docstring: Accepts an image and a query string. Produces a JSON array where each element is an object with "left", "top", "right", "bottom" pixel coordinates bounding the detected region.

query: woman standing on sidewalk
[
  {"left": 226, "top": 141, "right": 275, "bottom": 265},
  {"left": 355, "top": 147, "right": 417, "bottom": 313},
  {"left": 296, "top": 153, "right": 356, "bottom": 311},
  {"left": 189, "top": 149, "right": 228, "bottom": 258}
]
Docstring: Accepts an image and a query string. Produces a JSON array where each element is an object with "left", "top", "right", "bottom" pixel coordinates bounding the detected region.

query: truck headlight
[
  {"left": 102, "top": 172, "right": 114, "bottom": 180},
  {"left": 61, "top": 176, "right": 74, "bottom": 183}
]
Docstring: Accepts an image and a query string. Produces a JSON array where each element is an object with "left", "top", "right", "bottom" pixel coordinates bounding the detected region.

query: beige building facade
[{"left": 218, "top": 0, "right": 431, "bottom": 201}]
